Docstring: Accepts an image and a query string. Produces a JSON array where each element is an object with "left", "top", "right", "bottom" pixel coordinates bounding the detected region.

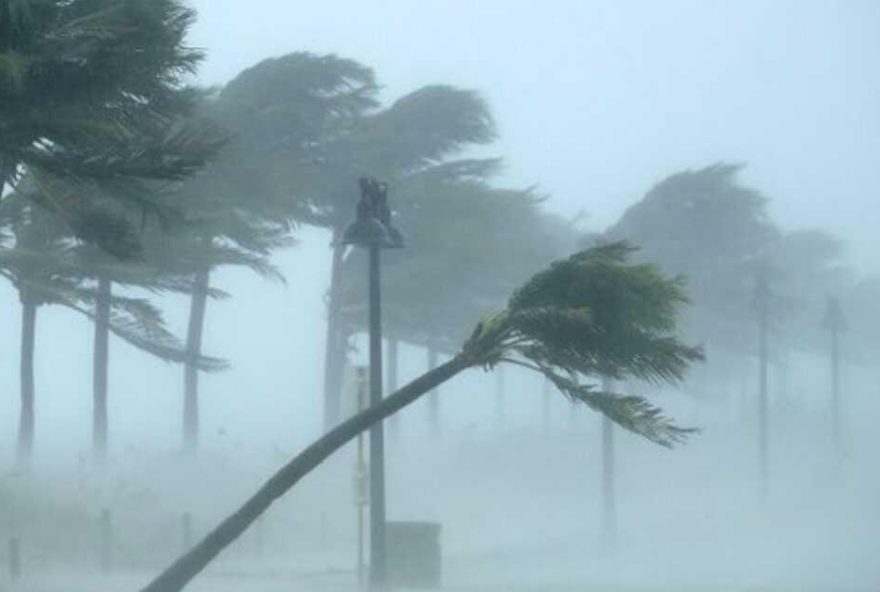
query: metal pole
[
  {"left": 600, "top": 377, "right": 617, "bottom": 549},
  {"left": 357, "top": 370, "right": 366, "bottom": 585},
  {"left": 368, "top": 245, "right": 386, "bottom": 587}
]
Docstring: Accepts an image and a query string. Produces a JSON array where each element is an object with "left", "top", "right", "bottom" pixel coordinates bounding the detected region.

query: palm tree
[
  {"left": 165, "top": 163, "right": 293, "bottom": 453},
  {"left": 215, "top": 53, "right": 499, "bottom": 428},
  {"left": 0, "top": 190, "right": 225, "bottom": 464},
  {"left": 339, "top": 178, "right": 576, "bottom": 431},
  {"left": 0, "top": 0, "right": 221, "bottom": 256},
  {"left": 75, "top": 233, "right": 233, "bottom": 462},
  {"left": 139, "top": 242, "right": 703, "bottom": 592},
  {"left": 174, "top": 227, "right": 289, "bottom": 452}
]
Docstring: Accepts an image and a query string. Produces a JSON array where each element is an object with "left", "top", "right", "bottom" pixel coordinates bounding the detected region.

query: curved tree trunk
[
  {"left": 140, "top": 354, "right": 470, "bottom": 592},
  {"left": 17, "top": 298, "right": 38, "bottom": 466},
  {"left": 93, "top": 276, "right": 111, "bottom": 463},
  {"left": 322, "top": 239, "right": 346, "bottom": 430},
  {"left": 183, "top": 267, "right": 210, "bottom": 453}
]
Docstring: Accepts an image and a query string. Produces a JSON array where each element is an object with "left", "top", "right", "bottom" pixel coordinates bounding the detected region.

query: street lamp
[
  {"left": 822, "top": 296, "right": 846, "bottom": 452},
  {"left": 341, "top": 177, "right": 404, "bottom": 587}
]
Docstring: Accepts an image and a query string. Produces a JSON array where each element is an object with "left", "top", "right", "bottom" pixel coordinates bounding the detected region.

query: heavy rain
[{"left": 0, "top": 2, "right": 878, "bottom": 591}]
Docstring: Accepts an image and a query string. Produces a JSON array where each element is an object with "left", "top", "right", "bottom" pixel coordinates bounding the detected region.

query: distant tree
[
  {"left": 140, "top": 242, "right": 703, "bottom": 592},
  {"left": 214, "top": 53, "right": 498, "bottom": 428},
  {"left": 604, "top": 163, "right": 780, "bottom": 400},
  {"left": 0, "top": 193, "right": 221, "bottom": 464}
]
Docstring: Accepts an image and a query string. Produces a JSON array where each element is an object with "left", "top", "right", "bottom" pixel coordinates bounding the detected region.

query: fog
[{"left": 2, "top": 1, "right": 879, "bottom": 591}]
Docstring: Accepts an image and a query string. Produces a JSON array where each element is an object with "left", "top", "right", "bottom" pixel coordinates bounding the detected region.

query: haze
[{"left": 1, "top": 2, "right": 878, "bottom": 592}]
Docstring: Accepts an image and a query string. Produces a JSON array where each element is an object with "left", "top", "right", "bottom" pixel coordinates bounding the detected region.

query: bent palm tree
[{"left": 140, "top": 242, "right": 703, "bottom": 592}]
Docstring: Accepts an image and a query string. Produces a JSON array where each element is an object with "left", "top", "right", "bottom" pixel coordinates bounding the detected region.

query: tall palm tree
[
  {"left": 216, "top": 53, "right": 498, "bottom": 429},
  {"left": 173, "top": 227, "right": 289, "bottom": 452},
  {"left": 75, "top": 234, "right": 233, "bottom": 462},
  {"left": 0, "top": 191, "right": 224, "bottom": 464},
  {"left": 139, "top": 242, "right": 703, "bottom": 592}
]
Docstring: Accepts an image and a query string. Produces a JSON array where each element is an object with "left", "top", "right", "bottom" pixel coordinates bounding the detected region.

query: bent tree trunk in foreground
[
  {"left": 140, "top": 355, "right": 470, "bottom": 592},
  {"left": 139, "top": 243, "right": 702, "bottom": 592}
]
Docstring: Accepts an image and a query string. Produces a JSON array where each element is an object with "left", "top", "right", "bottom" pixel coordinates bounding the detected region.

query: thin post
[
  {"left": 356, "top": 368, "right": 367, "bottom": 585},
  {"left": 9, "top": 536, "right": 20, "bottom": 581},
  {"left": 100, "top": 508, "right": 112, "bottom": 572},
  {"left": 368, "top": 244, "right": 386, "bottom": 587},
  {"left": 600, "top": 377, "right": 617, "bottom": 550}
]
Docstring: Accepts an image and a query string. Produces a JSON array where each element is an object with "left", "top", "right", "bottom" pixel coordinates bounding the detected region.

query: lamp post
[
  {"left": 341, "top": 177, "right": 404, "bottom": 587},
  {"left": 822, "top": 296, "right": 846, "bottom": 452}
]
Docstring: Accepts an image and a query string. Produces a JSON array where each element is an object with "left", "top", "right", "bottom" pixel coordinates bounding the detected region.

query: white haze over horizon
[{"left": 2, "top": 2, "right": 879, "bottom": 591}]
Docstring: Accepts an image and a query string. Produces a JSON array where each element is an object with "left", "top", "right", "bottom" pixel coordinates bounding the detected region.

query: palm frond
[
  {"left": 458, "top": 242, "right": 703, "bottom": 445},
  {"left": 547, "top": 372, "right": 696, "bottom": 447}
]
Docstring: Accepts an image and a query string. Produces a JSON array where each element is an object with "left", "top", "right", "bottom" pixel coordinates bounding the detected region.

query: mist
[{"left": 1, "top": 1, "right": 879, "bottom": 591}]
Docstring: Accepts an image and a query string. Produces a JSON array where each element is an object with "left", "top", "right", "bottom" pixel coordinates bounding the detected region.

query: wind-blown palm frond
[
  {"left": 547, "top": 373, "right": 695, "bottom": 447},
  {"left": 459, "top": 241, "right": 703, "bottom": 444}
]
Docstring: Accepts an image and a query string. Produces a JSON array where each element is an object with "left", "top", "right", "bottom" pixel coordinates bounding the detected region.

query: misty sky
[{"left": 189, "top": 0, "right": 880, "bottom": 271}]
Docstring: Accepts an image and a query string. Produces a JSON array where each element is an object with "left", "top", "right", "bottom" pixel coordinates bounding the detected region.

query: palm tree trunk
[
  {"left": 17, "top": 298, "right": 38, "bottom": 466},
  {"left": 93, "top": 276, "right": 111, "bottom": 462},
  {"left": 183, "top": 267, "right": 210, "bottom": 453},
  {"left": 427, "top": 344, "right": 440, "bottom": 433},
  {"left": 322, "top": 239, "right": 346, "bottom": 430},
  {"left": 140, "top": 354, "right": 471, "bottom": 592}
]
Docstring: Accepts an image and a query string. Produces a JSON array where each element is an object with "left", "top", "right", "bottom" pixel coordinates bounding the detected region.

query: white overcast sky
[{"left": 188, "top": 0, "right": 880, "bottom": 270}]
